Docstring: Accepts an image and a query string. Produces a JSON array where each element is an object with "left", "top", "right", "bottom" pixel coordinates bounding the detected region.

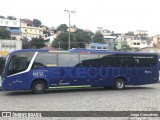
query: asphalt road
[{"left": 0, "top": 84, "right": 160, "bottom": 120}]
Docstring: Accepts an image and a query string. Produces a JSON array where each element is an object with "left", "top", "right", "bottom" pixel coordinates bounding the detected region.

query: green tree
[
  {"left": 7, "top": 16, "right": 17, "bottom": 20},
  {"left": 74, "top": 29, "right": 93, "bottom": 48},
  {"left": 22, "top": 38, "right": 31, "bottom": 49},
  {"left": 121, "top": 44, "right": 132, "bottom": 52},
  {"left": 30, "top": 37, "right": 45, "bottom": 49},
  {"left": 92, "top": 31, "right": 104, "bottom": 43},
  {"left": 52, "top": 32, "right": 69, "bottom": 50},
  {"left": 57, "top": 24, "right": 68, "bottom": 32},
  {"left": 52, "top": 28, "right": 93, "bottom": 50},
  {"left": 33, "top": 19, "right": 42, "bottom": 27},
  {"left": 0, "top": 27, "right": 11, "bottom": 39}
]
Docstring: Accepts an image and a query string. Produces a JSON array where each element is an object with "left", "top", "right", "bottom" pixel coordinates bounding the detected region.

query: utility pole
[{"left": 64, "top": 10, "right": 76, "bottom": 50}]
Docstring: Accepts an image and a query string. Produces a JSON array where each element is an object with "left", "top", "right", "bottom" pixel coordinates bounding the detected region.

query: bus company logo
[{"left": 33, "top": 71, "right": 46, "bottom": 77}]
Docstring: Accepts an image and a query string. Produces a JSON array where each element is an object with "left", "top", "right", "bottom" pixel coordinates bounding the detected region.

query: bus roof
[{"left": 9, "top": 49, "right": 157, "bottom": 55}]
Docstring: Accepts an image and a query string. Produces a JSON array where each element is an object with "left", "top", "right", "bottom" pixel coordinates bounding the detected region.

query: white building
[
  {"left": 116, "top": 30, "right": 152, "bottom": 50},
  {"left": 0, "top": 18, "right": 21, "bottom": 40},
  {"left": 0, "top": 40, "right": 22, "bottom": 57},
  {"left": 86, "top": 43, "right": 109, "bottom": 50},
  {"left": 0, "top": 18, "right": 20, "bottom": 28},
  {"left": 44, "top": 34, "right": 57, "bottom": 46},
  {"left": 129, "top": 40, "right": 149, "bottom": 49},
  {"left": 20, "top": 19, "right": 43, "bottom": 40},
  {"left": 134, "top": 30, "right": 148, "bottom": 36},
  {"left": 96, "top": 28, "right": 118, "bottom": 50}
]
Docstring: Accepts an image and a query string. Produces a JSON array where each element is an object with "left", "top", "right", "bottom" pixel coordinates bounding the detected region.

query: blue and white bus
[{"left": 1, "top": 49, "right": 159, "bottom": 93}]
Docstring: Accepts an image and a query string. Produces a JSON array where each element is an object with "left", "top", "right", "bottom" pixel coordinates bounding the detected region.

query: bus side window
[
  {"left": 79, "top": 54, "right": 99, "bottom": 67},
  {"left": 33, "top": 62, "right": 45, "bottom": 69},
  {"left": 118, "top": 55, "right": 133, "bottom": 67},
  {"left": 133, "top": 58, "right": 139, "bottom": 67},
  {"left": 58, "top": 54, "right": 79, "bottom": 67},
  {"left": 33, "top": 53, "right": 57, "bottom": 68},
  {"left": 119, "top": 59, "right": 131, "bottom": 67},
  {"left": 79, "top": 59, "right": 100, "bottom": 67},
  {"left": 101, "top": 54, "right": 118, "bottom": 67},
  {"left": 133, "top": 55, "right": 157, "bottom": 67}
]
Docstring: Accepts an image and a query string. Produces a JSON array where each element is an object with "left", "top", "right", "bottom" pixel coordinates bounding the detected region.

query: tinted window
[
  {"left": 77, "top": 54, "right": 100, "bottom": 67},
  {"left": 97, "top": 47, "right": 102, "bottom": 49},
  {"left": 133, "top": 55, "right": 157, "bottom": 67},
  {"left": 101, "top": 54, "right": 118, "bottom": 67},
  {"left": 58, "top": 54, "right": 79, "bottom": 67},
  {"left": 33, "top": 53, "right": 57, "bottom": 68},
  {"left": 118, "top": 55, "right": 133, "bottom": 67}
]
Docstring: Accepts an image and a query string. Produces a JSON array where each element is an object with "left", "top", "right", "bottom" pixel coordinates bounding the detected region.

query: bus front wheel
[
  {"left": 32, "top": 81, "right": 46, "bottom": 94},
  {"left": 114, "top": 78, "right": 125, "bottom": 90}
]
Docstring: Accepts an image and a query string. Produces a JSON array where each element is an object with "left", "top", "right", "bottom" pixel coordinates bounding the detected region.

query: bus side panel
[
  {"left": 89, "top": 67, "right": 115, "bottom": 87},
  {"left": 48, "top": 67, "right": 119, "bottom": 88},
  {"left": 28, "top": 66, "right": 159, "bottom": 89},
  {"left": 49, "top": 67, "right": 91, "bottom": 87},
  {"left": 29, "top": 69, "right": 50, "bottom": 88},
  {"left": 2, "top": 73, "right": 30, "bottom": 91},
  {"left": 130, "top": 66, "right": 158, "bottom": 85}
]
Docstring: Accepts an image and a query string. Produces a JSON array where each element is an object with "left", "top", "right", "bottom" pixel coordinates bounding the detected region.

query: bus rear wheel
[
  {"left": 114, "top": 78, "right": 125, "bottom": 90},
  {"left": 32, "top": 81, "right": 46, "bottom": 94}
]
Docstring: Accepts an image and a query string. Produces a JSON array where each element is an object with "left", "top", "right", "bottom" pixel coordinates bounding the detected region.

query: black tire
[
  {"left": 32, "top": 81, "right": 46, "bottom": 94},
  {"left": 114, "top": 78, "right": 125, "bottom": 90}
]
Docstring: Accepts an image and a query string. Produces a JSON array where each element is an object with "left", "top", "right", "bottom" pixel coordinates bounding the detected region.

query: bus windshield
[
  {"left": 0, "top": 57, "right": 6, "bottom": 76},
  {"left": 7, "top": 52, "right": 35, "bottom": 76}
]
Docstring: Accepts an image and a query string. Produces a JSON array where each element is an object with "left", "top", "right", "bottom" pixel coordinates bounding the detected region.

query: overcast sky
[{"left": 1, "top": 0, "right": 160, "bottom": 35}]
